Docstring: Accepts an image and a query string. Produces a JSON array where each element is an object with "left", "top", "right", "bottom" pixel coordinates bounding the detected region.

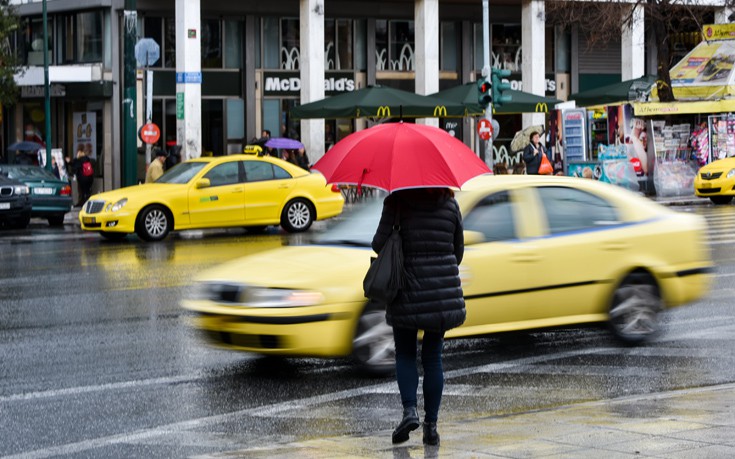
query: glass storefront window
[
  {"left": 24, "top": 17, "right": 54, "bottom": 66},
  {"left": 164, "top": 17, "right": 176, "bottom": 67},
  {"left": 202, "top": 99, "right": 224, "bottom": 155},
  {"left": 336, "top": 19, "right": 353, "bottom": 70},
  {"left": 56, "top": 11, "right": 103, "bottom": 64},
  {"left": 281, "top": 18, "right": 299, "bottom": 70},
  {"left": 224, "top": 20, "right": 242, "bottom": 69},
  {"left": 441, "top": 22, "right": 457, "bottom": 71},
  {"left": 492, "top": 24, "right": 522, "bottom": 73},
  {"left": 355, "top": 19, "right": 366, "bottom": 71},
  {"left": 376, "top": 20, "right": 414, "bottom": 71},
  {"left": 262, "top": 17, "right": 279, "bottom": 69},
  {"left": 202, "top": 18, "right": 222, "bottom": 68}
]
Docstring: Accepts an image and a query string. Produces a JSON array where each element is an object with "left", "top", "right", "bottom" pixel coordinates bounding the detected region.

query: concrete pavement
[{"left": 211, "top": 383, "right": 735, "bottom": 458}]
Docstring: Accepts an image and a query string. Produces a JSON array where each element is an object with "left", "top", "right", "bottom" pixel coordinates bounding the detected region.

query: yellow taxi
[
  {"left": 181, "top": 175, "right": 712, "bottom": 373},
  {"left": 79, "top": 154, "right": 344, "bottom": 241},
  {"left": 694, "top": 156, "right": 735, "bottom": 204}
]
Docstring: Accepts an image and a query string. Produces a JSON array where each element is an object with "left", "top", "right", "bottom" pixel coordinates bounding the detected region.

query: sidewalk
[{"left": 223, "top": 383, "right": 735, "bottom": 458}]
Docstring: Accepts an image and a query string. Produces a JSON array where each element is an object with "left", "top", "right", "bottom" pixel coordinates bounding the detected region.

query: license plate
[
  {"left": 0, "top": 202, "right": 9, "bottom": 210},
  {"left": 701, "top": 182, "right": 712, "bottom": 188},
  {"left": 34, "top": 187, "right": 54, "bottom": 195},
  {"left": 82, "top": 217, "right": 96, "bottom": 225}
]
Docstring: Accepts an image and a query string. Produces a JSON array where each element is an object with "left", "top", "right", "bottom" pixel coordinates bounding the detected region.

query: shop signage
[
  {"left": 21, "top": 85, "right": 66, "bottom": 98},
  {"left": 176, "top": 93, "right": 184, "bottom": 120},
  {"left": 263, "top": 72, "right": 356, "bottom": 96},
  {"left": 703, "top": 23, "right": 735, "bottom": 41},
  {"left": 475, "top": 72, "right": 556, "bottom": 97}
]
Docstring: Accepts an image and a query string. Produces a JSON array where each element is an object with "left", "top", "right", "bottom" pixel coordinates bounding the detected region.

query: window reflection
[
  {"left": 539, "top": 187, "right": 620, "bottom": 235},
  {"left": 375, "top": 20, "right": 414, "bottom": 71},
  {"left": 464, "top": 191, "right": 517, "bottom": 242}
]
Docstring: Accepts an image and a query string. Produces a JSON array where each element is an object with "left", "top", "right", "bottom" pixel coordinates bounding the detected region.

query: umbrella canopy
[
  {"left": 510, "top": 125, "right": 544, "bottom": 153},
  {"left": 569, "top": 75, "right": 657, "bottom": 107},
  {"left": 311, "top": 122, "right": 491, "bottom": 192},
  {"left": 265, "top": 137, "right": 304, "bottom": 150},
  {"left": 290, "top": 85, "right": 471, "bottom": 120},
  {"left": 7, "top": 141, "right": 44, "bottom": 152},
  {"left": 430, "top": 83, "right": 562, "bottom": 115}
]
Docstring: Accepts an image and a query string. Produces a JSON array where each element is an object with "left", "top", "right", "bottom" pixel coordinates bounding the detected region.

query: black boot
[
  {"left": 423, "top": 422, "right": 440, "bottom": 446},
  {"left": 392, "top": 407, "right": 420, "bottom": 444}
]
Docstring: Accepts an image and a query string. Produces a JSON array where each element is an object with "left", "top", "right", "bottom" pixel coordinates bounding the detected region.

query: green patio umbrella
[
  {"left": 290, "top": 85, "right": 471, "bottom": 120},
  {"left": 569, "top": 75, "right": 657, "bottom": 107},
  {"left": 430, "top": 83, "right": 561, "bottom": 115}
]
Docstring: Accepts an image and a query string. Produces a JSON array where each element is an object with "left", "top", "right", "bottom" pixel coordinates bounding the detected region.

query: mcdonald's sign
[
  {"left": 535, "top": 102, "right": 549, "bottom": 113},
  {"left": 376, "top": 106, "right": 391, "bottom": 117},
  {"left": 433, "top": 105, "right": 448, "bottom": 117}
]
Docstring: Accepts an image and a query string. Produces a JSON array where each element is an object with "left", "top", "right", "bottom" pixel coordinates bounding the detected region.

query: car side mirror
[
  {"left": 463, "top": 230, "right": 485, "bottom": 245},
  {"left": 195, "top": 178, "right": 211, "bottom": 189}
]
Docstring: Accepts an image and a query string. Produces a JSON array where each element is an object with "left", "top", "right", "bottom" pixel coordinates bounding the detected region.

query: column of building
[
  {"left": 175, "top": 0, "right": 202, "bottom": 160},
  {"left": 414, "top": 0, "right": 439, "bottom": 128},
  {"left": 300, "top": 0, "right": 325, "bottom": 163},
  {"left": 521, "top": 0, "right": 545, "bottom": 130}
]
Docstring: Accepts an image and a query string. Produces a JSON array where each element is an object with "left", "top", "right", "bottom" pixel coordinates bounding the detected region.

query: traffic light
[
  {"left": 491, "top": 67, "right": 512, "bottom": 107},
  {"left": 477, "top": 78, "right": 492, "bottom": 107}
]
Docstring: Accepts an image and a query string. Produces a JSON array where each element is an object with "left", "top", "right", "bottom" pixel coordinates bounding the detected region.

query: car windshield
[
  {"left": 156, "top": 162, "right": 208, "bottom": 184},
  {"left": 0, "top": 166, "right": 56, "bottom": 180},
  {"left": 313, "top": 198, "right": 385, "bottom": 247}
]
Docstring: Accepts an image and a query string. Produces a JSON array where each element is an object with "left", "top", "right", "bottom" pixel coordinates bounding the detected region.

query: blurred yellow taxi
[
  {"left": 694, "top": 157, "right": 735, "bottom": 204},
  {"left": 79, "top": 154, "right": 344, "bottom": 241},
  {"left": 181, "top": 175, "right": 712, "bottom": 373}
]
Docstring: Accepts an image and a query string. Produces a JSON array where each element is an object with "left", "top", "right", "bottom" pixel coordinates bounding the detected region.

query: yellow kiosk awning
[{"left": 633, "top": 98, "right": 735, "bottom": 116}]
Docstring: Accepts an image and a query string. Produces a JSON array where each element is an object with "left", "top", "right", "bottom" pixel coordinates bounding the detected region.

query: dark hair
[{"left": 263, "top": 129, "right": 271, "bottom": 137}]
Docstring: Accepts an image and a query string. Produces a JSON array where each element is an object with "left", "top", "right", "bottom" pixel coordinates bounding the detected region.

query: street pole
[
  {"left": 482, "top": 0, "right": 494, "bottom": 170},
  {"left": 123, "top": 0, "right": 138, "bottom": 186},
  {"left": 42, "top": 0, "right": 51, "bottom": 171}
]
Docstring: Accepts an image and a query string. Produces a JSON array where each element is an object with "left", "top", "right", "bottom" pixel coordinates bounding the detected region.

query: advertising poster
[
  {"left": 36, "top": 148, "right": 69, "bottom": 181},
  {"left": 73, "top": 112, "right": 97, "bottom": 159},
  {"left": 670, "top": 40, "right": 735, "bottom": 86}
]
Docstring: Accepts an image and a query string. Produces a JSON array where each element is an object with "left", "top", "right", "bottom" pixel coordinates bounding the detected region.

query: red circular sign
[
  {"left": 477, "top": 118, "right": 493, "bottom": 141},
  {"left": 139, "top": 123, "right": 161, "bottom": 145}
]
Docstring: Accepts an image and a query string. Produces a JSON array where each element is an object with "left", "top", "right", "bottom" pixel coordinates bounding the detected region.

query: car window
[
  {"left": 157, "top": 162, "right": 207, "bottom": 184},
  {"left": 539, "top": 186, "right": 620, "bottom": 235},
  {"left": 0, "top": 166, "right": 55, "bottom": 180},
  {"left": 273, "top": 165, "right": 292, "bottom": 180},
  {"left": 463, "top": 191, "right": 517, "bottom": 242},
  {"left": 204, "top": 162, "right": 240, "bottom": 187},
  {"left": 244, "top": 161, "right": 274, "bottom": 182}
]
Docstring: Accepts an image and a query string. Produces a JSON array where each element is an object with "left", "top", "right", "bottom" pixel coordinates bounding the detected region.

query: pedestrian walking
[
  {"left": 522, "top": 131, "right": 545, "bottom": 175},
  {"left": 371, "top": 187, "right": 466, "bottom": 447},
  {"left": 145, "top": 149, "right": 168, "bottom": 183},
  {"left": 295, "top": 147, "right": 310, "bottom": 171},
  {"left": 72, "top": 148, "right": 95, "bottom": 206}
]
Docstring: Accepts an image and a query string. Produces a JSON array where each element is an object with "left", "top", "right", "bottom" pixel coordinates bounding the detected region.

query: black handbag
[{"left": 363, "top": 206, "right": 404, "bottom": 304}]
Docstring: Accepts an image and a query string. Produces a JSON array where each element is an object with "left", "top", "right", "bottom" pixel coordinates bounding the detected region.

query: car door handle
[
  {"left": 232, "top": 188, "right": 243, "bottom": 193},
  {"left": 278, "top": 184, "right": 290, "bottom": 189},
  {"left": 602, "top": 241, "right": 629, "bottom": 251},
  {"left": 511, "top": 253, "right": 542, "bottom": 263}
]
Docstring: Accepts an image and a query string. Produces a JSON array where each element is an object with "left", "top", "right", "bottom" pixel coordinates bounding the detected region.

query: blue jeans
[{"left": 393, "top": 327, "right": 445, "bottom": 423}]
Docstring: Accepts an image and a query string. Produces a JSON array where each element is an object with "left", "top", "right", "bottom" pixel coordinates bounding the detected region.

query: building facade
[{"left": 4, "top": 0, "right": 728, "bottom": 190}]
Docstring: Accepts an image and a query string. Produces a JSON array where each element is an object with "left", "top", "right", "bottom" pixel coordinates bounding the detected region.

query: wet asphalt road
[{"left": 2, "top": 204, "right": 735, "bottom": 458}]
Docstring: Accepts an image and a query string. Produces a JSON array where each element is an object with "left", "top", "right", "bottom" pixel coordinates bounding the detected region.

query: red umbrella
[{"left": 311, "top": 122, "right": 490, "bottom": 192}]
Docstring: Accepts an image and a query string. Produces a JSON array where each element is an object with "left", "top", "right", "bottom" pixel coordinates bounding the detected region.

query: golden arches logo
[
  {"left": 376, "top": 106, "right": 391, "bottom": 117},
  {"left": 433, "top": 105, "right": 448, "bottom": 117},
  {"left": 535, "top": 103, "right": 549, "bottom": 113}
]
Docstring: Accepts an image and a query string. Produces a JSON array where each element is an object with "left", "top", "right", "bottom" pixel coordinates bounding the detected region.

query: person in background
[
  {"left": 522, "top": 132, "right": 544, "bottom": 175},
  {"left": 511, "top": 161, "right": 526, "bottom": 175},
  {"left": 146, "top": 149, "right": 168, "bottom": 183},
  {"left": 72, "top": 148, "right": 94, "bottom": 206},
  {"left": 493, "top": 162, "right": 508, "bottom": 175},
  {"left": 280, "top": 149, "right": 297, "bottom": 165},
  {"left": 371, "top": 188, "right": 466, "bottom": 447},
  {"left": 295, "top": 147, "right": 310, "bottom": 171}
]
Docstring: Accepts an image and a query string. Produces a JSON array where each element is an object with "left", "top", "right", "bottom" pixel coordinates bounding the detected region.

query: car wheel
[
  {"left": 100, "top": 231, "right": 128, "bottom": 241},
  {"left": 47, "top": 214, "right": 65, "bottom": 226},
  {"left": 135, "top": 205, "right": 172, "bottom": 242},
  {"left": 353, "top": 303, "right": 394, "bottom": 375},
  {"left": 280, "top": 199, "right": 314, "bottom": 233},
  {"left": 709, "top": 196, "right": 733, "bottom": 205},
  {"left": 608, "top": 273, "right": 662, "bottom": 344}
]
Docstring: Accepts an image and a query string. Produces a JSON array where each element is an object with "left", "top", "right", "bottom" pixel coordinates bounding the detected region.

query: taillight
[
  {"left": 331, "top": 184, "right": 341, "bottom": 193},
  {"left": 60, "top": 185, "right": 72, "bottom": 196}
]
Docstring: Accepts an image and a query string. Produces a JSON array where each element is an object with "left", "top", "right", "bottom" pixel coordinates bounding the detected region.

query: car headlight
[
  {"left": 13, "top": 185, "right": 29, "bottom": 195},
  {"left": 106, "top": 198, "right": 128, "bottom": 212},
  {"left": 727, "top": 169, "right": 735, "bottom": 179},
  {"left": 188, "top": 282, "right": 323, "bottom": 307}
]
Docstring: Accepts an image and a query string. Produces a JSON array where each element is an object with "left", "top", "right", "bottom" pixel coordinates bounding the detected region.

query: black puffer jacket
[{"left": 371, "top": 189, "right": 466, "bottom": 333}]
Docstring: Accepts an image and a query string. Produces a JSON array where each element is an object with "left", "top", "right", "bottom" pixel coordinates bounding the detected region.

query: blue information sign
[{"left": 176, "top": 72, "right": 203, "bottom": 84}]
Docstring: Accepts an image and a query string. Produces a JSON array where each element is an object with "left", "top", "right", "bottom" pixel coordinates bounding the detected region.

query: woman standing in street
[
  {"left": 371, "top": 187, "right": 466, "bottom": 446},
  {"left": 522, "top": 131, "right": 544, "bottom": 175}
]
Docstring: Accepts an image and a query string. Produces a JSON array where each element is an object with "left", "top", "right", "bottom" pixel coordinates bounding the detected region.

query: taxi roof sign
[{"left": 243, "top": 145, "right": 263, "bottom": 155}]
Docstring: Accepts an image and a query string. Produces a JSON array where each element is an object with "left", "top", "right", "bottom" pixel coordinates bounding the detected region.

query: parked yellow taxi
[
  {"left": 181, "top": 175, "right": 712, "bottom": 373},
  {"left": 79, "top": 154, "right": 344, "bottom": 241},
  {"left": 693, "top": 156, "right": 735, "bottom": 204}
]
